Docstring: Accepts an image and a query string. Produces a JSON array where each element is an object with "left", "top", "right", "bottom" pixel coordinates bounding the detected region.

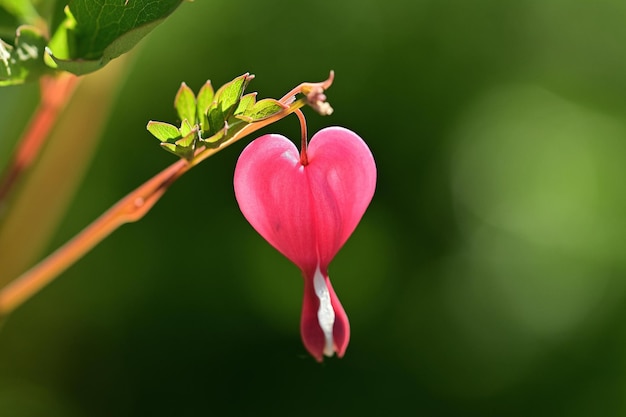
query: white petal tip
[{"left": 313, "top": 266, "right": 336, "bottom": 357}]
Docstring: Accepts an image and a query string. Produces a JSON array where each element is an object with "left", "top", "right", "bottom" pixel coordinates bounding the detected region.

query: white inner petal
[{"left": 313, "top": 265, "right": 336, "bottom": 357}]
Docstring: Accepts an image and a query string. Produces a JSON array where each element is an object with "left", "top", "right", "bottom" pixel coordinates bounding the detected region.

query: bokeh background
[{"left": 3, "top": 0, "right": 626, "bottom": 415}]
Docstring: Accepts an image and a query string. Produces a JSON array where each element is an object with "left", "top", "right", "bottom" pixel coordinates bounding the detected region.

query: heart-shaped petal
[{"left": 233, "top": 126, "right": 376, "bottom": 271}]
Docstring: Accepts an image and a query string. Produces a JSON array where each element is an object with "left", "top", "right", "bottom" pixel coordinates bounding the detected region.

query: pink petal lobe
[
  {"left": 305, "top": 127, "right": 377, "bottom": 266},
  {"left": 234, "top": 134, "right": 318, "bottom": 270}
]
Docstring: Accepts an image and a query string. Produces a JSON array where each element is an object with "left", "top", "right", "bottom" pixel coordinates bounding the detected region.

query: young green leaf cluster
[{"left": 147, "top": 74, "right": 286, "bottom": 161}]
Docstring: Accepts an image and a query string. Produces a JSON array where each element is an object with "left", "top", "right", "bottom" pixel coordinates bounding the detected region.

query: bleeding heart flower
[{"left": 234, "top": 126, "right": 376, "bottom": 361}]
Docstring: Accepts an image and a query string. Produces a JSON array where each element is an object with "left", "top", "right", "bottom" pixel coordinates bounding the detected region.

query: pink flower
[{"left": 234, "top": 126, "right": 376, "bottom": 361}]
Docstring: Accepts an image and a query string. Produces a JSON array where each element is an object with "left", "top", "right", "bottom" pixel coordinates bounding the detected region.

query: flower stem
[{"left": 295, "top": 109, "right": 308, "bottom": 166}]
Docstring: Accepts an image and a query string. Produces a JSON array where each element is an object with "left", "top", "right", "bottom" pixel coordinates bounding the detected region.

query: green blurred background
[{"left": 3, "top": 0, "right": 626, "bottom": 415}]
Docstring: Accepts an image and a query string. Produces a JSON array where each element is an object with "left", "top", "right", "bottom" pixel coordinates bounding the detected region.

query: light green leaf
[
  {"left": 159, "top": 128, "right": 196, "bottom": 161},
  {"left": 207, "top": 105, "right": 224, "bottom": 137},
  {"left": 215, "top": 73, "right": 251, "bottom": 118},
  {"left": 161, "top": 144, "right": 192, "bottom": 160},
  {"left": 146, "top": 120, "right": 180, "bottom": 142},
  {"left": 179, "top": 119, "right": 193, "bottom": 137},
  {"left": 241, "top": 98, "right": 285, "bottom": 122},
  {"left": 234, "top": 92, "right": 257, "bottom": 115},
  {"left": 175, "top": 129, "right": 196, "bottom": 148},
  {"left": 160, "top": 142, "right": 178, "bottom": 155},
  {"left": 199, "top": 128, "right": 225, "bottom": 145},
  {"left": 196, "top": 80, "right": 214, "bottom": 124},
  {"left": 175, "top": 82, "right": 196, "bottom": 126}
]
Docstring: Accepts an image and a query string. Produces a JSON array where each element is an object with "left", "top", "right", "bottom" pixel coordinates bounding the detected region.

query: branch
[{"left": 0, "top": 71, "right": 334, "bottom": 316}]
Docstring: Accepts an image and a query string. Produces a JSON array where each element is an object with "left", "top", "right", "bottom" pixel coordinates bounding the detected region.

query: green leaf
[
  {"left": 0, "top": 25, "right": 48, "bottom": 86},
  {"left": 198, "top": 112, "right": 209, "bottom": 136},
  {"left": 46, "top": 0, "right": 183, "bottom": 76},
  {"left": 240, "top": 98, "right": 285, "bottom": 122},
  {"left": 196, "top": 81, "right": 215, "bottom": 120},
  {"left": 146, "top": 121, "right": 180, "bottom": 142},
  {"left": 146, "top": 119, "right": 199, "bottom": 160},
  {"left": 200, "top": 74, "right": 253, "bottom": 137},
  {"left": 214, "top": 73, "right": 251, "bottom": 118},
  {"left": 179, "top": 119, "right": 193, "bottom": 137},
  {"left": 196, "top": 80, "right": 213, "bottom": 131},
  {"left": 199, "top": 128, "right": 225, "bottom": 145},
  {"left": 160, "top": 142, "right": 178, "bottom": 156},
  {"left": 160, "top": 138, "right": 195, "bottom": 160},
  {"left": 207, "top": 105, "right": 224, "bottom": 137},
  {"left": 160, "top": 128, "right": 196, "bottom": 161},
  {"left": 175, "top": 82, "right": 196, "bottom": 126},
  {"left": 175, "top": 129, "right": 196, "bottom": 148},
  {"left": 44, "top": 5, "right": 75, "bottom": 66},
  {"left": 234, "top": 92, "right": 257, "bottom": 115}
]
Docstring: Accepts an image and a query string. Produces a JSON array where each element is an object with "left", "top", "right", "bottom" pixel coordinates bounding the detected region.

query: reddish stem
[
  {"left": 296, "top": 109, "right": 309, "bottom": 165},
  {"left": 0, "top": 73, "right": 79, "bottom": 204},
  {"left": 0, "top": 158, "right": 188, "bottom": 315}
]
